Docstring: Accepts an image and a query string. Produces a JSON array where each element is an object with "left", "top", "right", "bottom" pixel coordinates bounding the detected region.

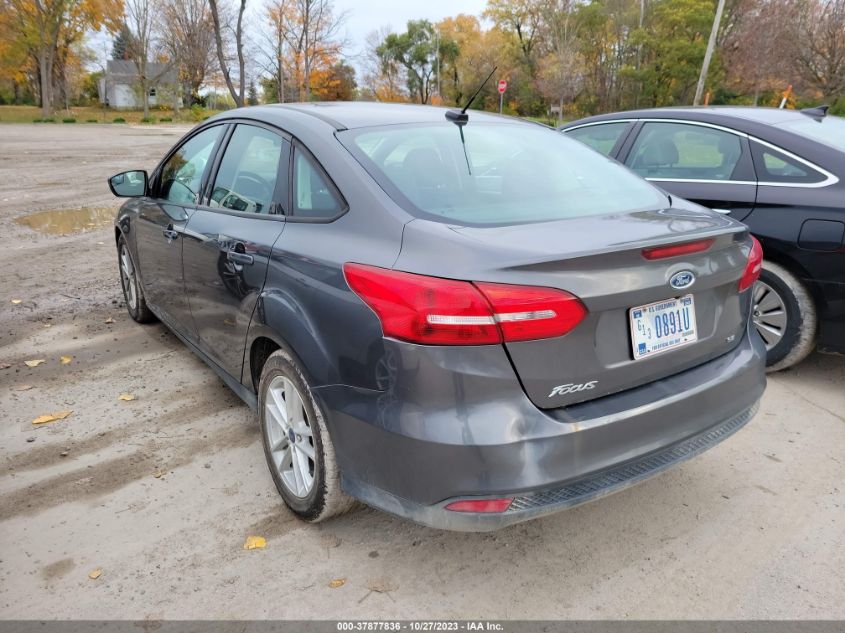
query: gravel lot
[{"left": 1, "top": 124, "right": 844, "bottom": 620}]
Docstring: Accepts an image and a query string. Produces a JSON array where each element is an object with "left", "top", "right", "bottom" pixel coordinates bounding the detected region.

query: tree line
[
  {"left": 362, "top": 0, "right": 845, "bottom": 118},
  {"left": 1, "top": 0, "right": 843, "bottom": 120}
]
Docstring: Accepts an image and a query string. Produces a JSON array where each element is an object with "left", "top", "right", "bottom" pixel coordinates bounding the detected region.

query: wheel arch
[{"left": 243, "top": 301, "right": 336, "bottom": 396}]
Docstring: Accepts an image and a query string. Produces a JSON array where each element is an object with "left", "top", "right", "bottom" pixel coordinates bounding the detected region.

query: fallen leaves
[
  {"left": 11, "top": 299, "right": 22, "bottom": 305},
  {"left": 153, "top": 470, "right": 164, "bottom": 479},
  {"left": 14, "top": 385, "right": 33, "bottom": 391},
  {"left": 60, "top": 355, "right": 73, "bottom": 365},
  {"left": 358, "top": 578, "right": 397, "bottom": 604},
  {"left": 104, "top": 317, "right": 115, "bottom": 324},
  {"left": 0, "top": 362, "right": 10, "bottom": 370},
  {"left": 24, "top": 359, "right": 46, "bottom": 367},
  {"left": 243, "top": 536, "right": 266, "bottom": 550},
  {"left": 328, "top": 578, "right": 346, "bottom": 589},
  {"left": 32, "top": 410, "right": 73, "bottom": 425},
  {"left": 118, "top": 393, "right": 136, "bottom": 401},
  {"left": 88, "top": 569, "right": 102, "bottom": 580}
]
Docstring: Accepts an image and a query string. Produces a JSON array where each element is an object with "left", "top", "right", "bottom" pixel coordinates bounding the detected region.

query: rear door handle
[
  {"left": 163, "top": 227, "right": 179, "bottom": 240},
  {"left": 227, "top": 250, "right": 254, "bottom": 265}
]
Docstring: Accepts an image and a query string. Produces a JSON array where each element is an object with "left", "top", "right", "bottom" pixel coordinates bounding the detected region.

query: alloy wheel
[
  {"left": 120, "top": 245, "right": 137, "bottom": 311},
  {"left": 752, "top": 280, "right": 786, "bottom": 350},
  {"left": 264, "top": 375, "right": 316, "bottom": 498}
]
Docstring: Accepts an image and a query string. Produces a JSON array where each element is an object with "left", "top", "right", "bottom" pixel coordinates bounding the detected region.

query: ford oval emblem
[{"left": 670, "top": 270, "right": 696, "bottom": 290}]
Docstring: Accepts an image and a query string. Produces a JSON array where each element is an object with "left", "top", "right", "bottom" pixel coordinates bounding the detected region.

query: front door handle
[
  {"left": 711, "top": 208, "right": 732, "bottom": 215},
  {"left": 163, "top": 227, "right": 180, "bottom": 240},
  {"left": 227, "top": 250, "right": 254, "bottom": 265}
]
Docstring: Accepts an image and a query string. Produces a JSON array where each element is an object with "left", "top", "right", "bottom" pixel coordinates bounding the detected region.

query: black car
[{"left": 562, "top": 106, "right": 845, "bottom": 371}]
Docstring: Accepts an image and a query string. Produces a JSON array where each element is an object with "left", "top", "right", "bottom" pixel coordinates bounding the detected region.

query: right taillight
[
  {"left": 343, "top": 263, "right": 587, "bottom": 346},
  {"left": 738, "top": 236, "right": 763, "bottom": 292}
]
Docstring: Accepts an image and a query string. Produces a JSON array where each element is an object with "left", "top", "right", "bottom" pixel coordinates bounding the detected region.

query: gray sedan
[{"left": 108, "top": 102, "right": 766, "bottom": 531}]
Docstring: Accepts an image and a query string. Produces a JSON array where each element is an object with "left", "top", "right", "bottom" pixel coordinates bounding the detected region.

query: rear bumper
[
  {"left": 314, "top": 318, "right": 766, "bottom": 531},
  {"left": 343, "top": 401, "right": 758, "bottom": 531}
]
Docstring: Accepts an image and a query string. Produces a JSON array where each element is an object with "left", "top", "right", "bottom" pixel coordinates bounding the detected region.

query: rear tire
[
  {"left": 117, "top": 235, "right": 155, "bottom": 323},
  {"left": 258, "top": 348, "right": 354, "bottom": 522},
  {"left": 753, "top": 260, "right": 816, "bottom": 372}
]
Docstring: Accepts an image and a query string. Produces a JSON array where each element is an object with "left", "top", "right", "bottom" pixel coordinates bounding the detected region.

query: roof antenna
[
  {"left": 445, "top": 66, "right": 497, "bottom": 126},
  {"left": 445, "top": 66, "right": 498, "bottom": 175},
  {"left": 800, "top": 105, "right": 829, "bottom": 120}
]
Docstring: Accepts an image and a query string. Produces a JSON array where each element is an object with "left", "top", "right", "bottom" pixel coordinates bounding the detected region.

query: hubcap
[
  {"left": 264, "top": 376, "right": 316, "bottom": 498},
  {"left": 119, "top": 246, "right": 137, "bottom": 310},
  {"left": 752, "top": 280, "right": 786, "bottom": 350}
]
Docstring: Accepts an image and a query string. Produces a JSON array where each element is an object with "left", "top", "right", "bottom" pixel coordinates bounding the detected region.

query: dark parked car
[
  {"left": 109, "top": 103, "right": 765, "bottom": 531},
  {"left": 562, "top": 106, "right": 845, "bottom": 371}
]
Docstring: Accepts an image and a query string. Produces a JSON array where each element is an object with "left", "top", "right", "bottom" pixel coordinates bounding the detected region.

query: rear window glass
[
  {"left": 339, "top": 122, "right": 667, "bottom": 226},
  {"left": 778, "top": 115, "right": 845, "bottom": 152}
]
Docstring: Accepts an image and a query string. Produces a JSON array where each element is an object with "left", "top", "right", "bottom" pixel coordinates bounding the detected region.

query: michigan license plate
[{"left": 629, "top": 295, "right": 698, "bottom": 360}]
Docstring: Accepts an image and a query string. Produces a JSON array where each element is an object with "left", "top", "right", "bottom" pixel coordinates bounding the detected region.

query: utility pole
[{"left": 694, "top": 0, "right": 726, "bottom": 106}]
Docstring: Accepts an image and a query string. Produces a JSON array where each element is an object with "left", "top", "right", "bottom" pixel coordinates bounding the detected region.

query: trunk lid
[{"left": 393, "top": 207, "right": 751, "bottom": 409}]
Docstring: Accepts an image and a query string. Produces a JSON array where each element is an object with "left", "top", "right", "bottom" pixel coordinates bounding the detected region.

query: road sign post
[{"left": 497, "top": 79, "right": 507, "bottom": 114}]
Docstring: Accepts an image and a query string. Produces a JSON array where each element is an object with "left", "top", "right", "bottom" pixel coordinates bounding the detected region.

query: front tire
[
  {"left": 117, "top": 235, "right": 155, "bottom": 323},
  {"left": 753, "top": 260, "right": 816, "bottom": 372},
  {"left": 258, "top": 349, "right": 353, "bottom": 522}
]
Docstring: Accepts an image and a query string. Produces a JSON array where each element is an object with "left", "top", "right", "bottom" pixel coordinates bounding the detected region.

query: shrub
[
  {"left": 140, "top": 116, "right": 155, "bottom": 123},
  {"left": 189, "top": 103, "right": 206, "bottom": 122},
  {"left": 42, "top": 117, "right": 56, "bottom": 123},
  {"left": 159, "top": 116, "right": 172, "bottom": 122},
  {"left": 62, "top": 118, "right": 76, "bottom": 123},
  {"left": 113, "top": 117, "right": 126, "bottom": 123},
  {"left": 32, "top": 118, "right": 43, "bottom": 123},
  {"left": 85, "top": 119, "right": 98, "bottom": 123}
]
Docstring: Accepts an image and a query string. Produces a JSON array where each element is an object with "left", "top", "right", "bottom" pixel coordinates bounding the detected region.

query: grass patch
[
  {"left": 140, "top": 116, "right": 156, "bottom": 123},
  {"left": 62, "top": 117, "right": 76, "bottom": 123},
  {"left": 112, "top": 117, "right": 126, "bottom": 123},
  {"left": 1, "top": 104, "right": 220, "bottom": 124}
]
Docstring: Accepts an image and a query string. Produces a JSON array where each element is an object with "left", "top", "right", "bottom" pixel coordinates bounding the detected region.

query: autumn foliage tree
[{"left": 2, "top": 0, "right": 122, "bottom": 116}]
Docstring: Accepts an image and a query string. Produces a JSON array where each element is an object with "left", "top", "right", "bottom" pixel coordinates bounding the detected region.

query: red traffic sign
[{"left": 497, "top": 79, "right": 507, "bottom": 94}]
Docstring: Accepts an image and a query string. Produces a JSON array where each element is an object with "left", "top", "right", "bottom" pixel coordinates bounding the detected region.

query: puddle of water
[{"left": 15, "top": 207, "right": 115, "bottom": 235}]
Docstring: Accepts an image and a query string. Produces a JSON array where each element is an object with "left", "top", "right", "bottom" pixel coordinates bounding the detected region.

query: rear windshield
[
  {"left": 778, "top": 115, "right": 845, "bottom": 152},
  {"left": 339, "top": 122, "right": 667, "bottom": 226}
]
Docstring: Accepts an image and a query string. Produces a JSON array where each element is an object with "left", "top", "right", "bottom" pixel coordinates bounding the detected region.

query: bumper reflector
[{"left": 445, "top": 498, "right": 514, "bottom": 513}]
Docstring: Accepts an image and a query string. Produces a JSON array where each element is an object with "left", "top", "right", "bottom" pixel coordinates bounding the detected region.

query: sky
[
  {"left": 90, "top": 0, "right": 491, "bottom": 80},
  {"left": 335, "top": 0, "right": 489, "bottom": 64}
]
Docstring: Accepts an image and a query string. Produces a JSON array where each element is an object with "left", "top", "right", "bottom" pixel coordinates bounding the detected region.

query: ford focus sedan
[{"left": 109, "top": 102, "right": 766, "bottom": 531}]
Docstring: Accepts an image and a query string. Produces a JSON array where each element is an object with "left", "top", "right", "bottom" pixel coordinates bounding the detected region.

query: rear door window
[
  {"left": 626, "top": 122, "right": 743, "bottom": 181},
  {"left": 564, "top": 122, "right": 630, "bottom": 156},
  {"left": 209, "top": 124, "right": 287, "bottom": 214}
]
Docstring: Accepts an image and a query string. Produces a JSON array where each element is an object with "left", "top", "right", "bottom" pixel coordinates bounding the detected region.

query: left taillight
[
  {"left": 738, "top": 236, "right": 763, "bottom": 292},
  {"left": 343, "top": 263, "right": 587, "bottom": 346}
]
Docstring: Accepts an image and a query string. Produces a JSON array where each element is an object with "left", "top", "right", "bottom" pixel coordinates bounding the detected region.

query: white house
[{"left": 99, "top": 60, "right": 179, "bottom": 109}]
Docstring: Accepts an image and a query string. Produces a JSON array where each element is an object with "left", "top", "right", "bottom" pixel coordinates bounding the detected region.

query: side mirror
[{"left": 109, "top": 170, "right": 148, "bottom": 197}]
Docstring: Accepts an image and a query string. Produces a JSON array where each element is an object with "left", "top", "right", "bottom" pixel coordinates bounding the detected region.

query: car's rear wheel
[
  {"left": 258, "top": 348, "right": 353, "bottom": 522},
  {"left": 753, "top": 260, "right": 816, "bottom": 372},
  {"left": 117, "top": 236, "right": 155, "bottom": 323}
]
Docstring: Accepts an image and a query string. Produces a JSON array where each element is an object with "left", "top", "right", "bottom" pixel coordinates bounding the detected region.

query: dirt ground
[{"left": 1, "top": 124, "right": 844, "bottom": 620}]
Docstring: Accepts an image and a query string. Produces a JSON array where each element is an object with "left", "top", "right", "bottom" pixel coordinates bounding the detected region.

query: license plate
[{"left": 629, "top": 295, "right": 698, "bottom": 360}]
